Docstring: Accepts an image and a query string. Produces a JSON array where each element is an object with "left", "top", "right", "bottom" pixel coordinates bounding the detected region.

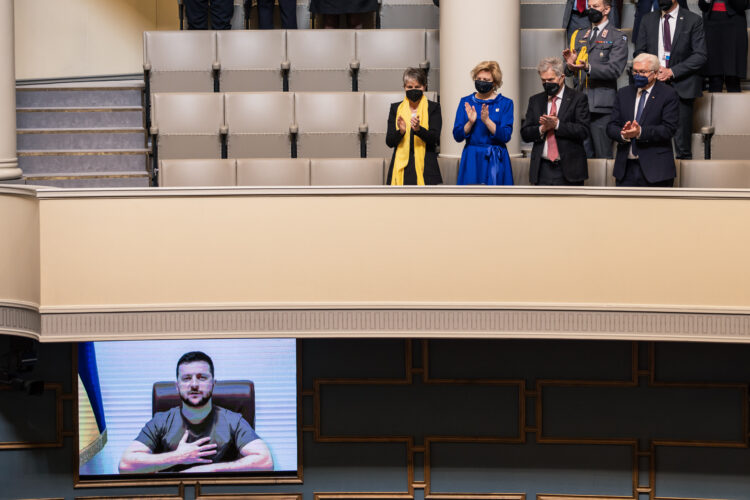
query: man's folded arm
[{"left": 180, "top": 438, "right": 274, "bottom": 473}]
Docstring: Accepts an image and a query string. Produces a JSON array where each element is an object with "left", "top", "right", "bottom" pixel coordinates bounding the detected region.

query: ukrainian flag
[{"left": 78, "top": 342, "right": 107, "bottom": 466}]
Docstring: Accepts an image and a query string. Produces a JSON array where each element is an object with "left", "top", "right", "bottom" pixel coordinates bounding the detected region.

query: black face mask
[
  {"left": 659, "top": 0, "right": 674, "bottom": 11},
  {"left": 475, "top": 80, "right": 494, "bottom": 94},
  {"left": 586, "top": 8, "right": 603, "bottom": 24},
  {"left": 543, "top": 82, "right": 561, "bottom": 97},
  {"left": 405, "top": 89, "right": 423, "bottom": 102}
]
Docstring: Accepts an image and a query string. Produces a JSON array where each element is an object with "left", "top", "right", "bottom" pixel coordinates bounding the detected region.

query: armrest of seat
[
  {"left": 281, "top": 60, "right": 291, "bottom": 71},
  {"left": 350, "top": 60, "right": 361, "bottom": 70},
  {"left": 359, "top": 123, "right": 369, "bottom": 134},
  {"left": 143, "top": 63, "right": 152, "bottom": 72},
  {"left": 149, "top": 126, "right": 159, "bottom": 136},
  {"left": 212, "top": 61, "right": 221, "bottom": 71},
  {"left": 701, "top": 126, "right": 715, "bottom": 136},
  {"left": 290, "top": 123, "right": 299, "bottom": 135},
  {"left": 220, "top": 125, "right": 229, "bottom": 136},
  {"left": 420, "top": 60, "right": 430, "bottom": 70}
]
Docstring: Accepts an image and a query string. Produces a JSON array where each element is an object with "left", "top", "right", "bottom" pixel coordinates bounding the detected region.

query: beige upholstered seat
[
  {"left": 363, "top": 91, "right": 438, "bottom": 163},
  {"left": 584, "top": 159, "right": 608, "bottom": 187},
  {"left": 510, "top": 157, "right": 530, "bottom": 185},
  {"left": 151, "top": 93, "right": 225, "bottom": 159},
  {"left": 225, "top": 92, "right": 294, "bottom": 158},
  {"left": 217, "top": 30, "right": 286, "bottom": 92},
  {"left": 310, "top": 158, "right": 385, "bottom": 186},
  {"left": 708, "top": 93, "right": 750, "bottom": 160},
  {"left": 287, "top": 30, "right": 357, "bottom": 91},
  {"left": 356, "top": 30, "right": 428, "bottom": 91},
  {"left": 159, "top": 159, "right": 236, "bottom": 187},
  {"left": 144, "top": 31, "right": 217, "bottom": 92},
  {"left": 679, "top": 160, "right": 750, "bottom": 188},
  {"left": 437, "top": 157, "right": 459, "bottom": 185},
  {"left": 425, "top": 29, "right": 440, "bottom": 93},
  {"left": 294, "top": 92, "right": 366, "bottom": 158},
  {"left": 236, "top": 158, "right": 310, "bottom": 186}
]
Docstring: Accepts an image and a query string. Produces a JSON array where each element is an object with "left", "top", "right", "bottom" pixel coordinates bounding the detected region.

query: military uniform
[{"left": 566, "top": 22, "right": 628, "bottom": 158}]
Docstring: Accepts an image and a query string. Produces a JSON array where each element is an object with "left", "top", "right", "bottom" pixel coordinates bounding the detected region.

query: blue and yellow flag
[{"left": 78, "top": 342, "right": 107, "bottom": 466}]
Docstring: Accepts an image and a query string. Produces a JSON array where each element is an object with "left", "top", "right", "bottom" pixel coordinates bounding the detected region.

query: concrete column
[
  {"left": 0, "top": 0, "right": 20, "bottom": 181},
  {"left": 439, "top": 0, "right": 521, "bottom": 158}
]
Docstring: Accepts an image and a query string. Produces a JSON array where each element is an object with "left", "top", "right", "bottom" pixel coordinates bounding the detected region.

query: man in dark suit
[
  {"left": 521, "top": 58, "right": 591, "bottom": 186},
  {"left": 185, "top": 0, "right": 234, "bottom": 30},
  {"left": 634, "top": 0, "right": 707, "bottom": 159},
  {"left": 632, "top": 0, "right": 689, "bottom": 46},
  {"left": 250, "top": 0, "right": 298, "bottom": 29},
  {"left": 564, "top": 0, "right": 621, "bottom": 43},
  {"left": 606, "top": 53, "right": 680, "bottom": 187}
]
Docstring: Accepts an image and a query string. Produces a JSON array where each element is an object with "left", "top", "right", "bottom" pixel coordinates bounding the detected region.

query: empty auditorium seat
[
  {"left": 356, "top": 30, "right": 428, "bottom": 91},
  {"left": 584, "top": 159, "right": 608, "bottom": 187},
  {"left": 144, "top": 31, "right": 218, "bottom": 93},
  {"left": 707, "top": 93, "right": 750, "bottom": 160},
  {"left": 159, "top": 159, "right": 236, "bottom": 187},
  {"left": 310, "top": 158, "right": 385, "bottom": 186},
  {"left": 679, "top": 160, "right": 750, "bottom": 188},
  {"left": 236, "top": 158, "right": 310, "bottom": 186},
  {"left": 510, "top": 157, "right": 530, "bottom": 185},
  {"left": 225, "top": 92, "right": 294, "bottom": 158},
  {"left": 437, "top": 157, "right": 459, "bottom": 185},
  {"left": 217, "top": 30, "right": 287, "bottom": 92},
  {"left": 363, "top": 91, "right": 438, "bottom": 162},
  {"left": 287, "top": 30, "right": 357, "bottom": 91},
  {"left": 151, "top": 93, "right": 225, "bottom": 159},
  {"left": 294, "top": 92, "right": 366, "bottom": 158},
  {"left": 425, "top": 29, "right": 440, "bottom": 93}
]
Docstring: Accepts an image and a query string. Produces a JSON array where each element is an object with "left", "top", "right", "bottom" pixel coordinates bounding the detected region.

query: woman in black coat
[
  {"left": 699, "top": 0, "right": 749, "bottom": 92},
  {"left": 385, "top": 68, "right": 443, "bottom": 185}
]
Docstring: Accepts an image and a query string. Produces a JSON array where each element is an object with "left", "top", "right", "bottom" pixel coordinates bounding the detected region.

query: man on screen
[{"left": 118, "top": 351, "right": 273, "bottom": 473}]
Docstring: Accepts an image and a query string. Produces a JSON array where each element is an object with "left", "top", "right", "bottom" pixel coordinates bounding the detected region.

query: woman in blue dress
[{"left": 452, "top": 60, "right": 514, "bottom": 185}]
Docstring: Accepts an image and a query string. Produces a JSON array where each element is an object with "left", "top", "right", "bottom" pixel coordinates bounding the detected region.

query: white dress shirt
[
  {"left": 541, "top": 85, "right": 565, "bottom": 160},
  {"left": 657, "top": 5, "right": 678, "bottom": 68}
]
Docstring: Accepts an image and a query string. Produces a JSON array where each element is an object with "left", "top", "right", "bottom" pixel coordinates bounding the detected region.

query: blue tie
[
  {"left": 635, "top": 89, "right": 647, "bottom": 123},
  {"left": 632, "top": 90, "right": 648, "bottom": 155}
]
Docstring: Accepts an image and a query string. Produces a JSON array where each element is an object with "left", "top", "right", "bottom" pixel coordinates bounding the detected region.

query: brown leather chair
[{"left": 152, "top": 380, "right": 255, "bottom": 427}]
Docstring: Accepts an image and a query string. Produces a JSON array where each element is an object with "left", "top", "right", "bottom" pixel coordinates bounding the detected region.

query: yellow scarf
[{"left": 392, "top": 96, "right": 429, "bottom": 186}]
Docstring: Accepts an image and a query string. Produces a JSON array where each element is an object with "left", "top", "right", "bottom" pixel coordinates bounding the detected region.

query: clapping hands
[{"left": 621, "top": 120, "right": 641, "bottom": 140}]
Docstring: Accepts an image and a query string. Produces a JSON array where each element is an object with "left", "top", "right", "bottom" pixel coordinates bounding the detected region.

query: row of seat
[
  {"left": 159, "top": 157, "right": 750, "bottom": 189},
  {"left": 151, "top": 91, "right": 436, "bottom": 161},
  {"left": 144, "top": 29, "right": 440, "bottom": 94},
  {"left": 159, "top": 157, "right": 385, "bottom": 187},
  {"left": 692, "top": 92, "right": 750, "bottom": 160}
]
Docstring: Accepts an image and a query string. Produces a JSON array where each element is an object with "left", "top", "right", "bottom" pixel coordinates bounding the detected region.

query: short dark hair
[
  {"left": 402, "top": 67, "right": 428, "bottom": 89},
  {"left": 176, "top": 351, "right": 214, "bottom": 378},
  {"left": 600, "top": 0, "right": 612, "bottom": 8}
]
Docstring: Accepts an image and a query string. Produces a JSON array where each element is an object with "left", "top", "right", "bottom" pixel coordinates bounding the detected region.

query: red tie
[
  {"left": 576, "top": 0, "right": 586, "bottom": 13},
  {"left": 546, "top": 97, "right": 560, "bottom": 162}
]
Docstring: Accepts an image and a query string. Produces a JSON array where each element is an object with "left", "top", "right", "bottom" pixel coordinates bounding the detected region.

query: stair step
[
  {"left": 24, "top": 171, "right": 150, "bottom": 188},
  {"left": 16, "top": 106, "right": 144, "bottom": 129},
  {"left": 16, "top": 87, "right": 143, "bottom": 108},
  {"left": 17, "top": 128, "right": 146, "bottom": 151},
  {"left": 18, "top": 149, "right": 149, "bottom": 175}
]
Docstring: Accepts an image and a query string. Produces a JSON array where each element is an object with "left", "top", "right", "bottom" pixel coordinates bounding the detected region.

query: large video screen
[{"left": 77, "top": 338, "right": 298, "bottom": 483}]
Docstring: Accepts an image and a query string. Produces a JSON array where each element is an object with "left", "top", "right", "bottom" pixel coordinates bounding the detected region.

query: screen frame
[{"left": 73, "top": 339, "right": 303, "bottom": 488}]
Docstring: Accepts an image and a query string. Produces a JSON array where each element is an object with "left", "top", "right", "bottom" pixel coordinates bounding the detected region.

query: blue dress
[{"left": 452, "top": 93, "right": 514, "bottom": 185}]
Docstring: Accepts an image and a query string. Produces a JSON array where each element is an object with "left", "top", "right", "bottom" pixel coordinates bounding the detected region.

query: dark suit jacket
[
  {"left": 698, "top": 0, "right": 749, "bottom": 17},
  {"left": 385, "top": 100, "right": 442, "bottom": 185},
  {"left": 634, "top": 7, "right": 707, "bottom": 99},
  {"left": 632, "top": 0, "right": 688, "bottom": 46},
  {"left": 606, "top": 81, "right": 680, "bottom": 183},
  {"left": 521, "top": 86, "right": 591, "bottom": 184}
]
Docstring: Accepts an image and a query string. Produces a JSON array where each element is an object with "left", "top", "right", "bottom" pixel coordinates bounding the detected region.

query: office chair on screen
[{"left": 152, "top": 380, "right": 256, "bottom": 427}]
